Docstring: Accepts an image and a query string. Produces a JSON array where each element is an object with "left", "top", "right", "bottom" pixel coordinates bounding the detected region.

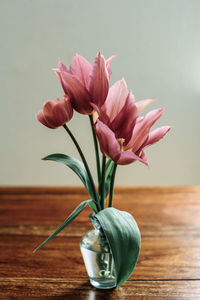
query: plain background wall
[{"left": 0, "top": 0, "right": 200, "bottom": 186}]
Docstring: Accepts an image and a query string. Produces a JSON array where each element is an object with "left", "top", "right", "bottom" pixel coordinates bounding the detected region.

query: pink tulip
[
  {"left": 53, "top": 52, "right": 115, "bottom": 114},
  {"left": 93, "top": 78, "right": 155, "bottom": 145},
  {"left": 94, "top": 79, "right": 170, "bottom": 165},
  {"left": 36, "top": 96, "right": 73, "bottom": 129}
]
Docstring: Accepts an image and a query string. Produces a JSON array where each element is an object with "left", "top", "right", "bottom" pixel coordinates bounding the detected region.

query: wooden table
[{"left": 0, "top": 186, "right": 200, "bottom": 299}]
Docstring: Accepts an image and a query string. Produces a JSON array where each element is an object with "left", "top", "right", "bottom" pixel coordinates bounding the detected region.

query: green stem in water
[
  {"left": 108, "top": 163, "right": 117, "bottom": 208},
  {"left": 63, "top": 124, "right": 101, "bottom": 212},
  {"left": 89, "top": 115, "right": 101, "bottom": 188},
  {"left": 100, "top": 155, "right": 106, "bottom": 209}
]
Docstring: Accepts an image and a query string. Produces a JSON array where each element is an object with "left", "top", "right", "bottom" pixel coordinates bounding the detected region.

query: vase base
[{"left": 90, "top": 278, "right": 116, "bottom": 289}]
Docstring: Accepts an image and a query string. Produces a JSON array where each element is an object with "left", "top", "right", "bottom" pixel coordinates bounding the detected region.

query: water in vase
[{"left": 80, "top": 229, "right": 116, "bottom": 289}]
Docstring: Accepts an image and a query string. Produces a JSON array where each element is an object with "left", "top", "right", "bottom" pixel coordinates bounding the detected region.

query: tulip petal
[
  {"left": 52, "top": 97, "right": 73, "bottom": 126},
  {"left": 111, "top": 92, "right": 138, "bottom": 144},
  {"left": 106, "top": 55, "right": 116, "bottom": 78},
  {"left": 36, "top": 109, "right": 55, "bottom": 129},
  {"left": 94, "top": 120, "right": 121, "bottom": 162},
  {"left": 102, "top": 78, "right": 129, "bottom": 122},
  {"left": 58, "top": 60, "right": 68, "bottom": 72},
  {"left": 56, "top": 70, "right": 93, "bottom": 114},
  {"left": 91, "top": 103, "right": 110, "bottom": 126},
  {"left": 128, "top": 108, "right": 164, "bottom": 152},
  {"left": 117, "top": 150, "right": 148, "bottom": 166},
  {"left": 143, "top": 126, "right": 171, "bottom": 148},
  {"left": 135, "top": 99, "right": 155, "bottom": 115},
  {"left": 42, "top": 100, "right": 60, "bottom": 128},
  {"left": 53, "top": 61, "right": 71, "bottom": 92},
  {"left": 89, "top": 52, "right": 109, "bottom": 107},
  {"left": 70, "top": 54, "right": 92, "bottom": 89},
  {"left": 139, "top": 150, "right": 149, "bottom": 166}
]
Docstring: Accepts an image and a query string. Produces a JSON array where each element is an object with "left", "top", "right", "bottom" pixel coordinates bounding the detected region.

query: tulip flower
[
  {"left": 36, "top": 96, "right": 73, "bottom": 129},
  {"left": 94, "top": 79, "right": 170, "bottom": 165},
  {"left": 93, "top": 79, "right": 155, "bottom": 145},
  {"left": 53, "top": 52, "right": 115, "bottom": 114},
  {"left": 95, "top": 114, "right": 170, "bottom": 166}
]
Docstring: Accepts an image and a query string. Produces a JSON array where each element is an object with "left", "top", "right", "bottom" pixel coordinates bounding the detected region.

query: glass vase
[{"left": 80, "top": 214, "right": 117, "bottom": 289}]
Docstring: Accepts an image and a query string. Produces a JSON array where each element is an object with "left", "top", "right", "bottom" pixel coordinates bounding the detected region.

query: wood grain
[
  {"left": 1, "top": 279, "right": 200, "bottom": 299},
  {"left": 0, "top": 186, "right": 200, "bottom": 298}
]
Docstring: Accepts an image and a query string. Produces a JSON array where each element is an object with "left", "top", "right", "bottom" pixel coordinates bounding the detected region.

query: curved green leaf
[
  {"left": 33, "top": 199, "right": 94, "bottom": 253},
  {"left": 96, "top": 207, "right": 141, "bottom": 287},
  {"left": 43, "top": 153, "right": 96, "bottom": 200},
  {"left": 88, "top": 200, "right": 98, "bottom": 213}
]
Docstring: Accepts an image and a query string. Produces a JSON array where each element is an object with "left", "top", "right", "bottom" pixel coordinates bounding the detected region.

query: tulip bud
[{"left": 36, "top": 95, "right": 73, "bottom": 129}]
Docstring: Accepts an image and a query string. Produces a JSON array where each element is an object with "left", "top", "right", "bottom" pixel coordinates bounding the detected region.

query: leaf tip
[{"left": 33, "top": 245, "right": 42, "bottom": 253}]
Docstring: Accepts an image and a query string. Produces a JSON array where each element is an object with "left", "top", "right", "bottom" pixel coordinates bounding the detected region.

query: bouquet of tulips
[{"left": 34, "top": 52, "right": 170, "bottom": 287}]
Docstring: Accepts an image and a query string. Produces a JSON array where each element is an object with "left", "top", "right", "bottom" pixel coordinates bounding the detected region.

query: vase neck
[{"left": 89, "top": 213, "right": 101, "bottom": 230}]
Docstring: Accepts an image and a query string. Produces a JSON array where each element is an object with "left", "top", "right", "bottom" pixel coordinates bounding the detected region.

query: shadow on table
[{"left": 54, "top": 281, "right": 125, "bottom": 300}]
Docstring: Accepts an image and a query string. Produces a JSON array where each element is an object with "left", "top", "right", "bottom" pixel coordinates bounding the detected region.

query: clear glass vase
[{"left": 80, "top": 214, "right": 117, "bottom": 289}]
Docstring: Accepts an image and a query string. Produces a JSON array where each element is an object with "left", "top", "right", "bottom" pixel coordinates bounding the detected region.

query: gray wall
[{"left": 0, "top": 0, "right": 200, "bottom": 186}]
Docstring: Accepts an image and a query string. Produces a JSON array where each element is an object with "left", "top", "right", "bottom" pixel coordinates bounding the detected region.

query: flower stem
[
  {"left": 89, "top": 115, "right": 101, "bottom": 188},
  {"left": 63, "top": 124, "right": 101, "bottom": 212},
  {"left": 108, "top": 163, "right": 117, "bottom": 208},
  {"left": 100, "top": 155, "right": 106, "bottom": 209}
]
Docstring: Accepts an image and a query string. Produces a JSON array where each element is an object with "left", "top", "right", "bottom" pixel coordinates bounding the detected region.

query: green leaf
[
  {"left": 33, "top": 199, "right": 93, "bottom": 253},
  {"left": 88, "top": 201, "right": 98, "bottom": 214},
  {"left": 104, "top": 159, "right": 115, "bottom": 199},
  {"left": 43, "top": 153, "right": 96, "bottom": 200},
  {"left": 96, "top": 207, "right": 141, "bottom": 287}
]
